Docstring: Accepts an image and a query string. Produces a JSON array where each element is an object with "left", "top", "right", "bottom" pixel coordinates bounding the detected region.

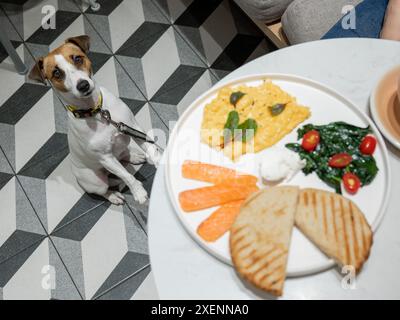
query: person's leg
[
  {"left": 381, "top": 0, "right": 400, "bottom": 40},
  {"left": 321, "top": 0, "right": 389, "bottom": 40},
  {"left": 283, "top": 0, "right": 389, "bottom": 44}
]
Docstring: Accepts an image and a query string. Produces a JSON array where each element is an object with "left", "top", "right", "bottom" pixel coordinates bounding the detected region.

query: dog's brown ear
[
  {"left": 28, "top": 57, "right": 46, "bottom": 85},
  {"left": 66, "top": 35, "right": 90, "bottom": 54}
]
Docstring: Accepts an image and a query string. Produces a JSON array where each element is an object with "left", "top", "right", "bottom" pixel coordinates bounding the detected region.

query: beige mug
[{"left": 398, "top": 76, "right": 400, "bottom": 103}]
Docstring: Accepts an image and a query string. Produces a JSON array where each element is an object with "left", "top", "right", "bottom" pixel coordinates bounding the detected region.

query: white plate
[{"left": 165, "top": 74, "right": 391, "bottom": 277}]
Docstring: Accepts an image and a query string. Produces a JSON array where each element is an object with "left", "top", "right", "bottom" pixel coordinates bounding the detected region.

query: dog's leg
[
  {"left": 127, "top": 140, "right": 161, "bottom": 167},
  {"left": 120, "top": 147, "right": 147, "bottom": 165},
  {"left": 124, "top": 115, "right": 162, "bottom": 166},
  {"left": 100, "top": 155, "right": 148, "bottom": 204},
  {"left": 141, "top": 142, "right": 162, "bottom": 166},
  {"left": 73, "top": 166, "right": 125, "bottom": 205}
]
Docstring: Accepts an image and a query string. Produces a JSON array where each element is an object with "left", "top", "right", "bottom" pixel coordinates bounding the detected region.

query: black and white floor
[{"left": 0, "top": 0, "right": 274, "bottom": 299}]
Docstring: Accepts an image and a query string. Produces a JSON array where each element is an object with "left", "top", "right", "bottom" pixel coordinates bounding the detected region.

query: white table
[{"left": 148, "top": 38, "right": 400, "bottom": 299}]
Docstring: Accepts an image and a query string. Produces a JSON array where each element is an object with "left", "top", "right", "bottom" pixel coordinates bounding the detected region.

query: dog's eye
[
  {"left": 53, "top": 68, "right": 62, "bottom": 79},
  {"left": 72, "top": 55, "right": 83, "bottom": 65}
]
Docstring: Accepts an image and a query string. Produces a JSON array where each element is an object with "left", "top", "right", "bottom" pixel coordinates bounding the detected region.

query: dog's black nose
[{"left": 77, "top": 80, "right": 90, "bottom": 93}]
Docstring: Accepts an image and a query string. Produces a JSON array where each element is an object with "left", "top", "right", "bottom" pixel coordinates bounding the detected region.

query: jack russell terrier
[{"left": 29, "top": 35, "right": 161, "bottom": 205}]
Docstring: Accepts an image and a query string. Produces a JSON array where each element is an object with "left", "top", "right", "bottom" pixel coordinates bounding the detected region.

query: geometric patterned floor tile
[
  {"left": 84, "top": 0, "right": 169, "bottom": 53},
  {"left": 103, "top": 56, "right": 145, "bottom": 101},
  {"left": 17, "top": 155, "right": 85, "bottom": 234},
  {"left": 0, "top": 83, "right": 50, "bottom": 125},
  {"left": 124, "top": 192, "right": 151, "bottom": 233},
  {"left": 51, "top": 204, "right": 149, "bottom": 299},
  {"left": 154, "top": 0, "right": 275, "bottom": 76},
  {"left": 129, "top": 270, "right": 158, "bottom": 300},
  {"left": 1, "top": 0, "right": 271, "bottom": 300},
  {"left": 50, "top": 193, "right": 106, "bottom": 234},
  {"left": 82, "top": 0, "right": 210, "bottom": 109},
  {"left": 0, "top": 0, "right": 82, "bottom": 42},
  {"left": 0, "top": 42, "right": 26, "bottom": 110},
  {"left": 174, "top": 0, "right": 221, "bottom": 26},
  {"left": 0, "top": 171, "right": 13, "bottom": 190},
  {"left": 116, "top": 26, "right": 206, "bottom": 100},
  {"left": 92, "top": 251, "right": 149, "bottom": 299},
  {"left": 0, "top": 230, "right": 45, "bottom": 265},
  {"left": 0, "top": 148, "right": 47, "bottom": 267},
  {"left": 120, "top": 98, "right": 147, "bottom": 116},
  {"left": 26, "top": 10, "right": 81, "bottom": 46},
  {"left": 210, "top": 33, "right": 268, "bottom": 71},
  {"left": 134, "top": 103, "right": 170, "bottom": 148},
  {"left": 121, "top": 164, "right": 157, "bottom": 230},
  {"left": 176, "top": 68, "right": 219, "bottom": 115},
  {"left": 96, "top": 264, "right": 151, "bottom": 300},
  {"left": 0, "top": 39, "right": 22, "bottom": 64},
  {"left": 17, "top": 132, "right": 69, "bottom": 179},
  {"left": 0, "top": 2, "right": 24, "bottom": 43},
  {"left": 0, "top": 238, "right": 44, "bottom": 291},
  {"left": 13, "top": 89, "right": 56, "bottom": 172},
  {"left": 0, "top": 238, "right": 82, "bottom": 300},
  {"left": 0, "top": 146, "right": 14, "bottom": 180},
  {"left": 115, "top": 22, "right": 170, "bottom": 58},
  {"left": 148, "top": 64, "right": 210, "bottom": 126},
  {"left": 150, "top": 65, "right": 207, "bottom": 105},
  {"left": 50, "top": 200, "right": 111, "bottom": 241}
]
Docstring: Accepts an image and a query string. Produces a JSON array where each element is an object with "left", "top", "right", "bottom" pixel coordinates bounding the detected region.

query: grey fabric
[
  {"left": 235, "top": 0, "right": 295, "bottom": 23},
  {"left": 282, "top": 0, "right": 363, "bottom": 44}
]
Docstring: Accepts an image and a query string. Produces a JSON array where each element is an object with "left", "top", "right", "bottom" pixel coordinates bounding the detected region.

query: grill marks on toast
[
  {"left": 230, "top": 187, "right": 299, "bottom": 296},
  {"left": 295, "top": 188, "right": 372, "bottom": 273},
  {"left": 321, "top": 194, "right": 328, "bottom": 236},
  {"left": 330, "top": 194, "right": 339, "bottom": 256},
  {"left": 349, "top": 202, "right": 359, "bottom": 263},
  {"left": 229, "top": 187, "right": 373, "bottom": 297},
  {"left": 339, "top": 198, "right": 350, "bottom": 266}
]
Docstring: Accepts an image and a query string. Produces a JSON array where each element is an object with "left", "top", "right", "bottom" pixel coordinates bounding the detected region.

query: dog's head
[{"left": 29, "top": 35, "right": 94, "bottom": 99}]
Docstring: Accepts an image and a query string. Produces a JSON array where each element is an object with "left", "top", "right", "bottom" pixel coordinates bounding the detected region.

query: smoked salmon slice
[
  {"left": 197, "top": 200, "right": 244, "bottom": 242},
  {"left": 179, "top": 181, "right": 258, "bottom": 212},
  {"left": 182, "top": 160, "right": 257, "bottom": 185}
]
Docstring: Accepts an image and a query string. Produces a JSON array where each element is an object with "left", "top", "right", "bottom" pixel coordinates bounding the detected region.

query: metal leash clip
[
  {"left": 100, "top": 109, "right": 112, "bottom": 123},
  {"left": 100, "top": 108, "right": 155, "bottom": 144}
]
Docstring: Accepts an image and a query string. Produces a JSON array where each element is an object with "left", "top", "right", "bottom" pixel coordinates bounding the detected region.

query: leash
[
  {"left": 99, "top": 109, "right": 155, "bottom": 144},
  {"left": 66, "top": 91, "right": 158, "bottom": 146}
]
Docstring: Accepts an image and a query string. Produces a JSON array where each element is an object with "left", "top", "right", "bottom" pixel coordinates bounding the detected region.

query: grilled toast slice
[
  {"left": 230, "top": 186, "right": 299, "bottom": 296},
  {"left": 295, "top": 188, "right": 373, "bottom": 273}
]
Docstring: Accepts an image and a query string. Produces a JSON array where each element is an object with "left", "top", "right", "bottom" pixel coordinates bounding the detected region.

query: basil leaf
[
  {"left": 230, "top": 91, "right": 245, "bottom": 107},
  {"left": 269, "top": 103, "right": 286, "bottom": 116},
  {"left": 223, "top": 110, "right": 240, "bottom": 143},
  {"left": 236, "top": 118, "right": 258, "bottom": 142}
]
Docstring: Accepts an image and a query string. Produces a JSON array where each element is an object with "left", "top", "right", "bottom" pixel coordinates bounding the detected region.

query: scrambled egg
[{"left": 200, "top": 80, "right": 311, "bottom": 159}]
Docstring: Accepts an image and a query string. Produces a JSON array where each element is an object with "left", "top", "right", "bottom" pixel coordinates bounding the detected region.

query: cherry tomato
[
  {"left": 342, "top": 173, "right": 361, "bottom": 194},
  {"left": 301, "top": 130, "right": 320, "bottom": 152},
  {"left": 328, "top": 153, "right": 353, "bottom": 168},
  {"left": 360, "top": 135, "right": 377, "bottom": 155}
]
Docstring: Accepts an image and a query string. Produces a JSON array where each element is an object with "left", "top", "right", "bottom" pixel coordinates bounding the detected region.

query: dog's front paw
[
  {"left": 106, "top": 191, "right": 125, "bottom": 205},
  {"left": 129, "top": 151, "right": 147, "bottom": 165},
  {"left": 130, "top": 180, "right": 148, "bottom": 204},
  {"left": 146, "top": 144, "right": 162, "bottom": 167}
]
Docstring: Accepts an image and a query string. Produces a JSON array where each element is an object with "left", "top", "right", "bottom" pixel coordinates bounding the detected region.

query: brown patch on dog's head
[
  {"left": 28, "top": 35, "right": 92, "bottom": 92},
  {"left": 65, "top": 35, "right": 90, "bottom": 54},
  {"left": 28, "top": 57, "right": 46, "bottom": 84}
]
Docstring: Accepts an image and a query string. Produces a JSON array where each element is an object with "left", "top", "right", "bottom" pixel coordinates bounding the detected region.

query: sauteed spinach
[{"left": 286, "top": 122, "right": 378, "bottom": 194}]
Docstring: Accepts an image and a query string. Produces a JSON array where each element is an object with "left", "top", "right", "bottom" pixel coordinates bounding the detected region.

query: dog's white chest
[{"left": 67, "top": 87, "right": 134, "bottom": 162}]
